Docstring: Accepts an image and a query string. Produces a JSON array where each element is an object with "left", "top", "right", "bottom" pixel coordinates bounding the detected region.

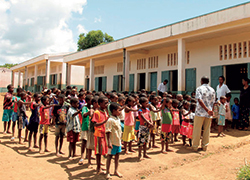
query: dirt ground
[{"left": 0, "top": 94, "right": 249, "bottom": 180}]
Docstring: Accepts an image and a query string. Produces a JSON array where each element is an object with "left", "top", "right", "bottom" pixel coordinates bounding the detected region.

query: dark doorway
[
  {"left": 139, "top": 73, "right": 145, "bottom": 90},
  {"left": 226, "top": 63, "right": 247, "bottom": 91},
  {"left": 172, "top": 70, "right": 178, "bottom": 91},
  {"left": 98, "top": 77, "right": 102, "bottom": 91}
]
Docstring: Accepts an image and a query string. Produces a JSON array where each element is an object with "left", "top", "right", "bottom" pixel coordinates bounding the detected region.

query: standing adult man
[
  {"left": 192, "top": 76, "right": 215, "bottom": 151},
  {"left": 216, "top": 76, "right": 230, "bottom": 100},
  {"left": 157, "top": 79, "right": 168, "bottom": 97}
]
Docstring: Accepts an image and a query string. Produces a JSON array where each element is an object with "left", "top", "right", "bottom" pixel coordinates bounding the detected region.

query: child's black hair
[
  {"left": 191, "top": 98, "right": 197, "bottom": 104},
  {"left": 17, "top": 87, "right": 23, "bottom": 93},
  {"left": 58, "top": 94, "right": 65, "bottom": 99},
  {"left": 234, "top": 97, "right": 239, "bottom": 102},
  {"left": 33, "top": 93, "right": 39, "bottom": 98},
  {"left": 98, "top": 96, "right": 108, "bottom": 104},
  {"left": 66, "top": 90, "right": 71, "bottom": 97},
  {"left": 118, "top": 96, "right": 125, "bottom": 102},
  {"left": 149, "top": 95, "right": 156, "bottom": 102},
  {"left": 109, "top": 102, "right": 121, "bottom": 113},
  {"left": 20, "top": 92, "right": 26, "bottom": 97},
  {"left": 139, "top": 97, "right": 148, "bottom": 104},
  {"left": 225, "top": 93, "right": 232, "bottom": 98},
  {"left": 172, "top": 99, "right": 179, "bottom": 105},
  {"left": 125, "top": 96, "right": 135, "bottom": 105},
  {"left": 70, "top": 97, "right": 79, "bottom": 104},
  {"left": 110, "top": 93, "right": 117, "bottom": 99},
  {"left": 7, "top": 84, "right": 12, "bottom": 89},
  {"left": 85, "top": 95, "right": 93, "bottom": 102},
  {"left": 78, "top": 92, "right": 85, "bottom": 98},
  {"left": 183, "top": 100, "right": 190, "bottom": 106},
  {"left": 91, "top": 96, "right": 99, "bottom": 104},
  {"left": 41, "top": 96, "right": 48, "bottom": 105},
  {"left": 190, "top": 103, "right": 196, "bottom": 111},
  {"left": 139, "top": 93, "right": 147, "bottom": 98}
]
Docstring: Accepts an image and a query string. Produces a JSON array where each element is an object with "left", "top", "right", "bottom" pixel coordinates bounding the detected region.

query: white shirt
[
  {"left": 195, "top": 84, "right": 215, "bottom": 118},
  {"left": 216, "top": 84, "right": 230, "bottom": 100},
  {"left": 105, "top": 115, "right": 122, "bottom": 146},
  {"left": 157, "top": 83, "right": 167, "bottom": 93}
]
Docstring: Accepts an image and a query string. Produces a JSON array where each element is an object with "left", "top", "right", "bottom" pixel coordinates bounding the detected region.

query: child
[
  {"left": 132, "top": 94, "right": 140, "bottom": 140},
  {"left": 39, "top": 96, "right": 56, "bottom": 154},
  {"left": 231, "top": 97, "right": 240, "bottom": 129},
  {"left": 91, "top": 96, "right": 109, "bottom": 174},
  {"left": 2, "top": 84, "right": 14, "bottom": 135},
  {"left": 79, "top": 95, "right": 93, "bottom": 164},
  {"left": 171, "top": 99, "right": 180, "bottom": 142},
  {"left": 53, "top": 94, "right": 70, "bottom": 157},
  {"left": 66, "top": 98, "right": 82, "bottom": 159},
  {"left": 86, "top": 97, "right": 99, "bottom": 167},
  {"left": 17, "top": 92, "right": 31, "bottom": 144},
  {"left": 123, "top": 96, "right": 137, "bottom": 154},
  {"left": 138, "top": 97, "right": 154, "bottom": 160},
  {"left": 106, "top": 102, "right": 123, "bottom": 179},
  {"left": 118, "top": 96, "right": 125, "bottom": 133},
  {"left": 149, "top": 95, "right": 161, "bottom": 148},
  {"left": 160, "top": 98, "right": 174, "bottom": 154},
  {"left": 180, "top": 101, "right": 191, "bottom": 146},
  {"left": 27, "top": 93, "right": 41, "bottom": 151},
  {"left": 218, "top": 96, "right": 228, "bottom": 137},
  {"left": 26, "top": 91, "right": 32, "bottom": 110},
  {"left": 212, "top": 100, "right": 219, "bottom": 132},
  {"left": 78, "top": 92, "right": 86, "bottom": 125},
  {"left": 225, "top": 93, "right": 232, "bottom": 131},
  {"left": 11, "top": 87, "right": 23, "bottom": 141},
  {"left": 187, "top": 103, "right": 196, "bottom": 146}
]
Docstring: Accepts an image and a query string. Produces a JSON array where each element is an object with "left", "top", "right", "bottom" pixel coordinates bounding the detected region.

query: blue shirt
[{"left": 232, "top": 104, "right": 240, "bottom": 119}]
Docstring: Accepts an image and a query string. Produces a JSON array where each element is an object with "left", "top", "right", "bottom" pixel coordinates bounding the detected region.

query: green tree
[
  {"left": 77, "top": 30, "right": 114, "bottom": 51},
  {"left": 0, "top": 63, "right": 17, "bottom": 69}
]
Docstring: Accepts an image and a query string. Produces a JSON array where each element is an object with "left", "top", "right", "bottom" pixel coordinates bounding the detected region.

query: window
[
  {"left": 220, "top": 45, "right": 223, "bottom": 60},
  {"left": 244, "top": 41, "right": 247, "bottom": 57},
  {"left": 224, "top": 45, "right": 227, "bottom": 60},
  {"left": 167, "top": 54, "right": 170, "bottom": 66},
  {"left": 229, "top": 44, "right": 232, "bottom": 59},
  {"left": 187, "top": 51, "right": 190, "bottom": 64},
  {"left": 238, "top": 42, "right": 242, "bottom": 58},
  {"left": 94, "top": 65, "right": 104, "bottom": 74},
  {"left": 171, "top": 54, "right": 173, "bottom": 66},
  {"left": 234, "top": 43, "right": 237, "bottom": 58},
  {"left": 148, "top": 56, "right": 158, "bottom": 69},
  {"left": 51, "top": 74, "right": 56, "bottom": 85},
  {"left": 174, "top": 53, "right": 176, "bottom": 65},
  {"left": 137, "top": 58, "right": 146, "bottom": 70},
  {"left": 117, "top": 62, "right": 123, "bottom": 72},
  {"left": 31, "top": 78, "right": 34, "bottom": 86}
]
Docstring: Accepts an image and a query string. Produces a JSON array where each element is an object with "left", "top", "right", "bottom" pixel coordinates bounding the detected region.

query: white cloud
[
  {"left": 94, "top": 17, "right": 102, "bottom": 23},
  {"left": 77, "top": 24, "right": 88, "bottom": 34},
  {"left": 0, "top": 0, "right": 87, "bottom": 64}
]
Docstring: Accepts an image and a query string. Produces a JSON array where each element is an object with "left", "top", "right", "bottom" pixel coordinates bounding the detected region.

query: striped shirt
[
  {"left": 66, "top": 107, "right": 81, "bottom": 133},
  {"left": 3, "top": 92, "right": 13, "bottom": 110}
]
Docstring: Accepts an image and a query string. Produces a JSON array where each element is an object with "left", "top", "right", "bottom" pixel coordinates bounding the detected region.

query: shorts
[
  {"left": 18, "top": 116, "right": 28, "bottom": 130},
  {"left": 87, "top": 131, "right": 95, "bottom": 150},
  {"left": 218, "top": 115, "right": 225, "bottom": 126},
  {"left": 2, "top": 109, "right": 13, "bottom": 122},
  {"left": 122, "top": 125, "right": 135, "bottom": 142},
  {"left": 80, "top": 130, "right": 88, "bottom": 140},
  {"left": 172, "top": 125, "right": 180, "bottom": 134},
  {"left": 108, "top": 145, "right": 122, "bottom": 155},
  {"left": 55, "top": 124, "right": 66, "bottom": 137},
  {"left": 161, "top": 131, "right": 171, "bottom": 143},
  {"left": 39, "top": 124, "right": 49, "bottom": 134},
  {"left": 67, "top": 130, "right": 79, "bottom": 143},
  {"left": 28, "top": 121, "right": 39, "bottom": 133},
  {"left": 135, "top": 120, "right": 140, "bottom": 132},
  {"left": 137, "top": 125, "right": 150, "bottom": 147},
  {"left": 12, "top": 112, "right": 18, "bottom": 122},
  {"left": 94, "top": 136, "right": 108, "bottom": 155}
]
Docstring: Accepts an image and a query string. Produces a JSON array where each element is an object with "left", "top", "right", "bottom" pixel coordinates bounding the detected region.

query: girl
[
  {"left": 149, "top": 95, "right": 161, "bottom": 148},
  {"left": 123, "top": 96, "right": 138, "bottom": 154},
  {"left": 225, "top": 93, "right": 232, "bottom": 131},
  {"left": 137, "top": 97, "right": 153, "bottom": 160},
  {"left": 132, "top": 94, "right": 140, "bottom": 141},
  {"left": 180, "top": 100, "right": 191, "bottom": 146},
  {"left": 212, "top": 99, "right": 219, "bottom": 132},
  {"left": 171, "top": 99, "right": 180, "bottom": 142},
  {"left": 218, "top": 96, "right": 228, "bottom": 137},
  {"left": 187, "top": 103, "right": 196, "bottom": 146},
  {"left": 160, "top": 97, "right": 173, "bottom": 154}
]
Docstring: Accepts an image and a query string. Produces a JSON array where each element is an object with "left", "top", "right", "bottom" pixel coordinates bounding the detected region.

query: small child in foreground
[
  {"left": 180, "top": 101, "right": 191, "bottom": 146},
  {"left": 106, "top": 102, "right": 123, "bottom": 179},
  {"left": 171, "top": 99, "right": 180, "bottom": 142},
  {"left": 217, "top": 96, "right": 228, "bottom": 137},
  {"left": 231, "top": 97, "right": 240, "bottom": 129}
]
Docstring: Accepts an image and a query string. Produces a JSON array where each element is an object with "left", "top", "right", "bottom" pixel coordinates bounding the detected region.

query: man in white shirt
[
  {"left": 216, "top": 76, "right": 231, "bottom": 100},
  {"left": 157, "top": 79, "right": 168, "bottom": 97}
]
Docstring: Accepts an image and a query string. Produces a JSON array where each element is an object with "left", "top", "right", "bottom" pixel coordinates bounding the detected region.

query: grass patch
[
  {"left": 237, "top": 165, "right": 250, "bottom": 180},
  {"left": 140, "top": 175, "right": 146, "bottom": 179}
]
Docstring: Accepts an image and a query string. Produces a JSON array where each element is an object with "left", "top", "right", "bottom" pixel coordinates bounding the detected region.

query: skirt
[
  {"left": 162, "top": 124, "right": 172, "bottom": 133},
  {"left": 180, "top": 121, "right": 189, "bottom": 136},
  {"left": 137, "top": 125, "right": 150, "bottom": 147},
  {"left": 172, "top": 125, "right": 180, "bottom": 134},
  {"left": 94, "top": 136, "right": 108, "bottom": 155},
  {"left": 187, "top": 124, "right": 193, "bottom": 139},
  {"left": 122, "top": 125, "right": 135, "bottom": 142}
]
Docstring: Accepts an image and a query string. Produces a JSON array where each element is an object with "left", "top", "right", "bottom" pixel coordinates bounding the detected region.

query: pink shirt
[
  {"left": 132, "top": 105, "right": 138, "bottom": 118},
  {"left": 124, "top": 111, "right": 134, "bottom": 126},
  {"left": 225, "top": 101, "right": 232, "bottom": 120},
  {"left": 172, "top": 110, "right": 180, "bottom": 125}
]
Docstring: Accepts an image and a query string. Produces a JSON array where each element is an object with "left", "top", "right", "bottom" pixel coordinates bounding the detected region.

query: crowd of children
[{"left": 1, "top": 84, "right": 241, "bottom": 179}]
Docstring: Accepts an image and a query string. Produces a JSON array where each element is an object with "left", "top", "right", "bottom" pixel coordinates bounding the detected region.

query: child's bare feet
[
  {"left": 161, "top": 150, "right": 168, "bottom": 154},
  {"left": 3, "top": 131, "right": 6, "bottom": 135},
  {"left": 138, "top": 155, "right": 144, "bottom": 161},
  {"left": 45, "top": 149, "right": 51, "bottom": 152},
  {"left": 33, "top": 145, "right": 39, "bottom": 148},
  {"left": 24, "top": 139, "right": 29, "bottom": 142},
  {"left": 56, "top": 153, "right": 62, "bottom": 157},
  {"left": 7, "top": 131, "right": 11, "bottom": 134},
  {"left": 114, "top": 171, "right": 123, "bottom": 178},
  {"left": 28, "top": 148, "right": 35, "bottom": 152},
  {"left": 78, "top": 158, "right": 84, "bottom": 165},
  {"left": 88, "top": 163, "right": 93, "bottom": 169},
  {"left": 19, "top": 142, "right": 25, "bottom": 145},
  {"left": 97, "top": 169, "right": 104, "bottom": 175},
  {"left": 68, "top": 156, "right": 73, "bottom": 160},
  {"left": 59, "top": 151, "right": 65, "bottom": 155},
  {"left": 143, "top": 155, "right": 151, "bottom": 159},
  {"left": 106, "top": 173, "right": 112, "bottom": 179},
  {"left": 166, "top": 149, "right": 174, "bottom": 152},
  {"left": 39, "top": 150, "right": 45, "bottom": 154}
]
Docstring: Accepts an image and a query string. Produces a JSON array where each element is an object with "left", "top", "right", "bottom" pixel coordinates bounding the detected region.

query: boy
[
  {"left": 79, "top": 95, "right": 93, "bottom": 165},
  {"left": 92, "top": 96, "right": 109, "bottom": 174},
  {"left": 11, "top": 87, "right": 23, "bottom": 141},
  {"left": 2, "top": 84, "right": 14, "bottom": 135},
  {"left": 53, "top": 94, "right": 69, "bottom": 157},
  {"left": 232, "top": 97, "right": 240, "bottom": 129},
  {"left": 108, "top": 93, "right": 118, "bottom": 115},
  {"left": 106, "top": 102, "right": 123, "bottom": 179},
  {"left": 66, "top": 98, "right": 82, "bottom": 160}
]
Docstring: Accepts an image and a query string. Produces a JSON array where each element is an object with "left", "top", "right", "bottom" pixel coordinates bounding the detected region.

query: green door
[
  {"left": 113, "top": 75, "right": 119, "bottom": 91},
  {"left": 102, "top": 76, "right": 107, "bottom": 92},
  {"left": 161, "top": 71, "right": 170, "bottom": 90},
  {"left": 129, "top": 74, "right": 134, "bottom": 92},
  {"left": 95, "top": 77, "right": 99, "bottom": 91},
  {"left": 211, "top": 66, "right": 223, "bottom": 90},
  {"left": 150, "top": 72, "right": 157, "bottom": 92},
  {"left": 185, "top": 68, "right": 196, "bottom": 93},
  {"left": 86, "top": 78, "right": 89, "bottom": 90}
]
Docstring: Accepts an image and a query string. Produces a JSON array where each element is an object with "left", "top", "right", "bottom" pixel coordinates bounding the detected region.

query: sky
[{"left": 0, "top": 0, "right": 249, "bottom": 64}]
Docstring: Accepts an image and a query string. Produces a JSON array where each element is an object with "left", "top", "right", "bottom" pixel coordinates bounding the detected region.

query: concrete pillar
[
  {"left": 61, "top": 63, "right": 67, "bottom": 89},
  {"left": 45, "top": 59, "right": 50, "bottom": 88},
  {"left": 145, "top": 72, "right": 149, "bottom": 91},
  {"left": 134, "top": 73, "right": 138, "bottom": 92},
  {"left": 18, "top": 71, "right": 21, "bottom": 87},
  {"left": 123, "top": 49, "right": 130, "bottom": 91},
  {"left": 89, "top": 59, "right": 95, "bottom": 91},
  {"left": 178, "top": 38, "right": 186, "bottom": 92},
  {"left": 11, "top": 71, "right": 14, "bottom": 87},
  {"left": 66, "top": 64, "right": 71, "bottom": 86}
]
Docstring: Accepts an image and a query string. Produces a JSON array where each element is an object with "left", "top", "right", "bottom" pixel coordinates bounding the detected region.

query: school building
[
  {"left": 10, "top": 53, "right": 85, "bottom": 92},
  {"left": 63, "top": 2, "right": 250, "bottom": 101}
]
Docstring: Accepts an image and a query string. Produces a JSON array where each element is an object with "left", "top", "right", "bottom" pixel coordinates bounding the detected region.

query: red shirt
[
  {"left": 92, "top": 109, "right": 108, "bottom": 137},
  {"left": 39, "top": 105, "right": 50, "bottom": 125},
  {"left": 3, "top": 92, "right": 13, "bottom": 110},
  {"left": 138, "top": 108, "right": 151, "bottom": 126}
]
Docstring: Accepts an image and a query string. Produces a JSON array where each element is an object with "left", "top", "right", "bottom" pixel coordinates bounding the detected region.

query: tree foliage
[
  {"left": 0, "top": 63, "right": 17, "bottom": 69},
  {"left": 77, "top": 30, "right": 114, "bottom": 51}
]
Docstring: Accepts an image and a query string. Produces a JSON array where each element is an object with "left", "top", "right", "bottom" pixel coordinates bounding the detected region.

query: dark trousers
[{"left": 231, "top": 119, "right": 239, "bottom": 129}]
